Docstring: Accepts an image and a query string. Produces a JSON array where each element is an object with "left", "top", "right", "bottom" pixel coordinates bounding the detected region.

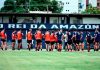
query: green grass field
[{"left": 0, "top": 50, "right": 100, "bottom": 70}]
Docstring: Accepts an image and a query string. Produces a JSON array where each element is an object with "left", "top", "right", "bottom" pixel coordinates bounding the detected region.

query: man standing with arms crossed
[
  {"left": 11, "top": 30, "right": 17, "bottom": 50},
  {"left": 44, "top": 30, "right": 51, "bottom": 51},
  {"left": 17, "top": 29, "right": 23, "bottom": 50},
  {"left": 26, "top": 29, "right": 33, "bottom": 51},
  {"left": 0, "top": 29, "right": 7, "bottom": 50},
  {"left": 56, "top": 29, "right": 64, "bottom": 52},
  {"left": 35, "top": 29, "right": 43, "bottom": 51}
]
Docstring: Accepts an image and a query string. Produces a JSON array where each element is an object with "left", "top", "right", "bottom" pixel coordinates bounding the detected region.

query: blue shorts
[{"left": 58, "top": 40, "right": 62, "bottom": 44}]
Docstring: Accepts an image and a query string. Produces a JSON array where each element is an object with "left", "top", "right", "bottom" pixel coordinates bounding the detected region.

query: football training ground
[{"left": 0, "top": 50, "right": 100, "bottom": 70}]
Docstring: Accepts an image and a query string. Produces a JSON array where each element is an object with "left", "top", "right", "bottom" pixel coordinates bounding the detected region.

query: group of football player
[{"left": 0, "top": 28, "right": 100, "bottom": 52}]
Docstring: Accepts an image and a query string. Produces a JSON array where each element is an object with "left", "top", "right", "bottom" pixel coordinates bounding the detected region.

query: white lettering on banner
[
  {"left": 0, "top": 24, "right": 3, "bottom": 28},
  {"left": 0, "top": 24, "right": 99, "bottom": 30},
  {"left": 16, "top": 24, "right": 22, "bottom": 28},
  {"left": 39, "top": 24, "right": 46, "bottom": 29},
  {"left": 70, "top": 25, "right": 77, "bottom": 29},
  {"left": 78, "top": 25, "right": 84, "bottom": 29},
  {"left": 92, "top": 25, "right": 99, "bottom": 29},
  {"left": 85, "top": 25, "right": 92, "bottom": 29},
  {"left": 31, "top": 24, "right": 37, "bottom": 29},
  {"left": 51, "top": 25, "right": 59, "bottom": 29},
  {"left": 8, "top": 24, "right": 15, "bottom": 28},
  {"left": 60, "top": 25, "right": 68, "bottom": 29},
  {"left": 23, "top": 24, "right": 26, "bottom": 28}
]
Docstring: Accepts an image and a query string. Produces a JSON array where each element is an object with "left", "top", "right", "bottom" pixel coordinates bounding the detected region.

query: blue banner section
[
  {"left": 0, "top": 23, "right": 99, "bottom": 49},
  {"left": 0, "top": 23, "right": 99, "bottom": 30}
]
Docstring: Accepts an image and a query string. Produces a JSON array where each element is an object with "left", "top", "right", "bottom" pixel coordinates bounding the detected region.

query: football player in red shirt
[
  {"left": 11, "top": 30, "right": 17, "bottom": 50},
  {"left": 1, "top": 29, "right": 7, "bottom": 50}
]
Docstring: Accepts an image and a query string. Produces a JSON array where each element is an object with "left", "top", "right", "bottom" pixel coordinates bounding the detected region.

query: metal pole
[
  {"left": 28, "top": 0, "right": 30, "bottom": 11},
  {"left": 14, "top": 0, "right": 16, "bottom": 12},
  {"left": 47, "top": 5, "right": 49, "bottom": 13},
  {"left": 29, "top": 0, "right": 31, "bottom": 12}
]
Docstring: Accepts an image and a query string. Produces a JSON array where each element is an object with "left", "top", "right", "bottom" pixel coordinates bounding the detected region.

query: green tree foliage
[
  {"left": 0, "top": 0, "right": 14, "bottom": 12},
  {"left": 82, "top": 4, "right": 100, "bottom": 14},
  {"left": 0, "top": 0, "right": 63, "bottom": 13}
]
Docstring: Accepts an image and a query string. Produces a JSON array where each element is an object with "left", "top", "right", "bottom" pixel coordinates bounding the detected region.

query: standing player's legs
[
  {"left": 40, "top": 40, "right": 42, "bottom": 51},
  {"left": 27, "top": 40, "right": 32, "bottom": 51},
  {"left": 45, "top": 41, "right": 50, "bottom": 51},
  {"left": 57, "top": 42, "right": 59, "bottom": 51},
  {"left": 50, "top": 42, "right": 52, "bottom": 51},
  {"left": 80, "top": 41, "right": 84, "bottom": 51},
  {"left": 87, "top": 40, "right": 91, "bottom": 52},
  {"left": 94, "top": 42, "right": 97, "bottom": 51},
  {"left": 70, "top": 44, "right": 72, "bottom": 52},
  {"left": 36, "top": 40, "right": 39, "bottom": 51},
  {"left": 31, "top": 40, "right": 34, "bottom": 49},
  {"left": 57, "top": 42, "right": 60, "bottom": 51},
  {"left": 1, "top": 39, "right": 3, "bottom": 50},
  {"left": 4, "top": 41, "right": 7, "bottom": 50},
  {"left": 50, "top": 42, "right": 54, "bottom": 51},
  {"left": 48, "top": 42, "right": 50, "bottom": 51},
  {"left": 59, "top": 43, "right": 62, "bottom": 52},
  {"left": 76, "top": 40, "right": 80, "bottom": 51},
  {"left": 35, "top": 40, "right": 38, "bottom": 51},
  {"left": 20, "top": 42, "right": 23, "bottom": 49},
  {"left": 65, "top": 42, "right": 68, "bottom": 51},
  {"left": 76, "top": 44, "right": 79, "bottom": 51},
  {"left": 1, "top": 41, "right": 4, "bottom": 50},
  {"left": 68, "top": 40, "right": 72, "bottom": 52},
  {"left": 12, "top": 40, "right": 15, "bottom": 50},
  {"left": 1, "top": 39, "right": 7, "bottom": 50},
  {"left": 73, "top": 40, "right": 76, "bottom": 51},
  {"left": 18, "top": 40, "right": 22, "bottom": 50},
  {"left": 79, "top": 42, "right": 81, "bottom": 51},
  {"left": 68, "top": 44, "right": 72, "bottom": 52},
  {"left": 36, "top": 40, "right": 42, "bottom": 51},
  {"left": 98, "top": 41, "right": 100, "bottom": 51},
  {"left": 97, "top": 40, "right": 100, "bottom": 51},
  {"left": 0, "top": 38, "right": 1, "bottom": 49},
  {"left": 45, "top": 42, "right": 48, "bottom": 51},
  {"left": 57, "top": 40, "right": 62, "bottom": 52},
  {"left": 97, "top": 42, "right": 99, "bottom": 51},
  {"left": 55, "top": 42, "right": 58, "bottom": 50},
  {"left": 67, "top": 44, "right": 69, "bottom": 51},
  {"left": 53, "top": 42, "right": 55, "bottom": 50},
  {"left": 76, "top": 40, "right": 78, "bottom": 51}
]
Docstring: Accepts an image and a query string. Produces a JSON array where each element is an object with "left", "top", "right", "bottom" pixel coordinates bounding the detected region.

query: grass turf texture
[{"left": 0, "top": 50, "right": 100, "bottom": 70}]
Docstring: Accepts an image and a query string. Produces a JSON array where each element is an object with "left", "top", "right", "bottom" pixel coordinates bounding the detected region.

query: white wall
[
  {"left": 57, "top": 0, "right": 97, "bottom": 13},
  {"left": 89, "top": 0, "right": 97, "bottom": 7},
  {"left": 66, "top": 0, "right": 79, "bottom": 13},
  {"left": 83, "top": 18, "right": 100, "bottom": 24},
  {"left": 57, "top": 0, "right": 79, "bottom": 13}
]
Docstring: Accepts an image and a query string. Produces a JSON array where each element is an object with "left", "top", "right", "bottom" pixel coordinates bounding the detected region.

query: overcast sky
[{"left": 0, "top": 0, "right": 5, "bottom": 8}]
